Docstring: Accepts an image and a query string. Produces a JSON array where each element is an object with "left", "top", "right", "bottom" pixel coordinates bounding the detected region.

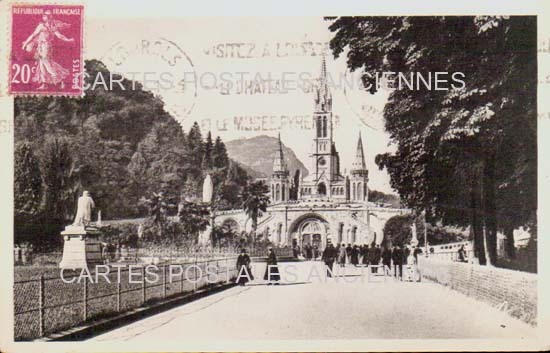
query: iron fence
[{"left": 14, "top": 257, "right": 238, "bottom": 341}]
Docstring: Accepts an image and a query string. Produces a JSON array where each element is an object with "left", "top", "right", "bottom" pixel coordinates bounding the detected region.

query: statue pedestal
[{"left": 59, "top": 225, "right": 103, "bottom": 270}]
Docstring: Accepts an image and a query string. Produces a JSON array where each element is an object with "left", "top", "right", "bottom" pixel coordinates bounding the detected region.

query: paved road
[{"left": 92, "top": 261, "right": 535, "bottom": 341}]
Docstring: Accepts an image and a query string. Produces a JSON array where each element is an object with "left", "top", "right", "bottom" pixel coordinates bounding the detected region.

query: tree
[
  {"left": 141, "top": 191, "right": 176, "bottom": 240},
  {"left": 212, "top": 136, "right": 229, "bottom": 169},
  {"left": 41, "top": 139, "right": 76, "bottom": 247},
  {"left": 241, "top": 181, "right": 270, "bottom": 236},
  {"left": 185, "top": 122, "right": 204, "bottom": 181},
  {"left": 329, "top": 16, "right": 536, "bottom": 267},
  {"left": 202, "top": 131, "right": 214, "bottom": 170},
  {"left": 177, "top": 200, "right": 210, "bottom": 241},
  {"left": 14, "top": 144, "right": 43, "bottom": 244},
  {"left": 383, "top": 214, "right": 413, "bottom": 248}
]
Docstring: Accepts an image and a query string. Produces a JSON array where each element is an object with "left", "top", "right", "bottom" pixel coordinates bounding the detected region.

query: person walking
[
  {"left": 457, "top": 245, "right": 467, "bottom": 262},
  {"left": 236, "top": 248, "right": 253, "bottom": 286},
  {"left": 382, "top": 246, "right": 392, "bottom": 273},
  {"left": 374, "top": 244, "right": 382, "bottom": 266},
  {"left": 345, "top": 243, "right": 352, "bottom": 264},
  {"left": 338, "top": 243, "right": 346, "bottom": 267},
  {"left": 413, "top": 246, "right": 423, "bottom": 262},
  {"left": 322, "top": 239, "right": 338, "bottom": 278},
  {"left": 392, "top": 245, "right": 404, "bottom": 280},
  {"left": 351, "top": 245, "right": 359, "bottom": 266},
  {"left": 264, "top": 247, "right": 281, "bottom": 284},
  {"left": 361, "top": 244, "right": 369, "bottom": 266}
]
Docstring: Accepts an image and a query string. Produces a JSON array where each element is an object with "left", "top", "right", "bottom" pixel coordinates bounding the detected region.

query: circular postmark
[
  {"left": 99, "top": 37, "right": 197, "bottom": 124},
  {"left": 342, "top": 67, "right": 387, "bottom": 131}
]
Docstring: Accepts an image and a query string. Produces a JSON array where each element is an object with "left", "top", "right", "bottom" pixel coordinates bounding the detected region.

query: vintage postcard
[{"left": 0, "top": 0, "right": 549, "bottom": 352}]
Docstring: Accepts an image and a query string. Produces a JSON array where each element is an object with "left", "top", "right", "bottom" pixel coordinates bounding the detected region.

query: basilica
[
  {"left": 211, "top": 58, "right": 408, "bottom": 249},
  {"left": 270, "top": 58, "right": 369, "bottom": 205}
]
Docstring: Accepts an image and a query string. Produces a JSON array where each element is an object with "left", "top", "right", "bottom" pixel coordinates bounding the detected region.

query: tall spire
[
  {"left": 352, "top": 132, "right": 367, "bottom": 171},
  {"left": 273, "top": 133, "right": 288, "bottom": 174},
  {"left": 314, "top": 55, "right": 332, "bottom": 112}
]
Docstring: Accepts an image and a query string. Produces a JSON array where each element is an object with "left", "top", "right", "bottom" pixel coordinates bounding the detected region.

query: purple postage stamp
[{"left": 9, "top": 4, "right": 84, "bottom": 96}]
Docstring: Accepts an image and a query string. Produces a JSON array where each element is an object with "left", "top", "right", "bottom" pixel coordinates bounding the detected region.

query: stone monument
[
  {"left": 59, "top": 191, "right": 103, "bottom": 269},
  {"left": 410, "top": 221, "right": 419, "bottom": 247},
  {"left": 199, "top": 174, "right": 214, "bottom": 245}
]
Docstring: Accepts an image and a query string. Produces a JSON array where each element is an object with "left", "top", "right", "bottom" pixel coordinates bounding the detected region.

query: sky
[{"left": 85, "top": 17, "right": 396, "bottom": 193}]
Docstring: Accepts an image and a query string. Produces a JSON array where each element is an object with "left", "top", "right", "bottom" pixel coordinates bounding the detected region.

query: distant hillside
[{"left": 225, "top": 135, "right": 309, "bottom": 179}]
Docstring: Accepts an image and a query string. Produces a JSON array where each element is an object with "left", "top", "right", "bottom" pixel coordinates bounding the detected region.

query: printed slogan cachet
[{"left": 9, "top": 4, "right": 84, "bottom": 96}]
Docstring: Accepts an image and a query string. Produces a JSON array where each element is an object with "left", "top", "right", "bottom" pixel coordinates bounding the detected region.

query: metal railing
[{"left": 14, "top": 257, "right": 238, "bottom": 341}]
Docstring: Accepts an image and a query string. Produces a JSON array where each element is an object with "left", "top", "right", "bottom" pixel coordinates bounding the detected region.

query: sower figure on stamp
[
  {"left": 322, "top": 239, "right": 337, "bottom": 278},
  {"left": 264, "top": 247, "right": 281, "bottom": 285},
  {"left": 236, "top": 248, "right": 253, "bottom": 286},
  {"left": 21, "top": 10, "right": 75, "bottom": 90}
]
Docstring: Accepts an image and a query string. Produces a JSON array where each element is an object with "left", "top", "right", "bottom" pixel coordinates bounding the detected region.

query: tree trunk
[
  {"left": 483, "top": 154, "right": 498, "bottom": 266},
  {"left": 471, "top": 167, "right": 486, "bottom": 265},
  {"left": 503, "top": 224, "right": 516, "bottom": 259}
]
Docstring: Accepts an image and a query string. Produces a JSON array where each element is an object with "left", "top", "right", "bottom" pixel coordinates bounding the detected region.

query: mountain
[{"left": 225, "top": 135, "right": 309, "bottom": 179}]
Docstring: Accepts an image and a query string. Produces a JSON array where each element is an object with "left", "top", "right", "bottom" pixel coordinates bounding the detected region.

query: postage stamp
[{"left": 9, "top": 4, "right": 84, "bottom": 96}]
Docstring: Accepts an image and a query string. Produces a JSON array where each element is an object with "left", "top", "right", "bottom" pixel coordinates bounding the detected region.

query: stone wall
[{"left": 417, "top": 257, "right": 537, "bottom": 325}]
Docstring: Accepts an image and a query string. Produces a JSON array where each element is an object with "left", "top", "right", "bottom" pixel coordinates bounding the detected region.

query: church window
[{"left": 275, "top": 184, "right": 280, "bottom": 201}]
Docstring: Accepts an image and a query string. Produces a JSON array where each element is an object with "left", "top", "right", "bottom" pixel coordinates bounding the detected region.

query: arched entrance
[
  {"left": 288, "top": 213, "right": 329, "bottom": 250},
  {"left": 300, "top": 220, "right": 324, "bottom": 249}
]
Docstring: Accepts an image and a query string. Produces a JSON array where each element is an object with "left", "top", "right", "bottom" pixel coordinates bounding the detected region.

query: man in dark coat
[
  {"left": 351, "top": 245, "right": 359, "bottom": 266},
  {"left": 361, "top": 244, "right": 369, "bottom": 266},
  {"left": 338, "top": 243, "right": 346, "bottom": 267},
  {"left": 322, "top": 240, "right": 338, "bottom": 277},
  {"left": 236, "top": 248, "right": 252, "bottom": 285},
  {"left": 392, "top": 245, "right": 404, "bottom": 280},
  {"left": 345, "top": 243, "right": 352, "bottom": 264},
  {"left": 374, "top": 244, "right": 382, "bottom": 266},
  {"left": 264, "top": 248, "right": 281, "bottom": 284},
  {"left": 403, "top": 246, "right": 411, "bottom": 265},
  {"left": 382, "top": 246, "right": 392, "bottom": 272}
]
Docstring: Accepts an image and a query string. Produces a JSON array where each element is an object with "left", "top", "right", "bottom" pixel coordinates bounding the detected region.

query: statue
[
  {"left": 410, "top": 221, "right": 419, "bottom": 247},
  {"left": 202, "top": 174, "right": 213, "bottom": 203},
  {"left": 73, "top": 191, "right": 95, "bottom": 226}
]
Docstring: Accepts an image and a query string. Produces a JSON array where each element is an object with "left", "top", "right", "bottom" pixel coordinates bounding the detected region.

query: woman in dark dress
[
  {"left": 236, "top": 248, "right": 253, "bottom": 285},
  {"left": 263, "top": 247, "right": 281, "bottom": 284}
]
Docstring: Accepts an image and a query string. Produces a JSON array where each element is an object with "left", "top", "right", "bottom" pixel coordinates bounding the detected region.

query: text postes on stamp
[{"left": 9, "top": 4, "right": 84, "bottom": 96}]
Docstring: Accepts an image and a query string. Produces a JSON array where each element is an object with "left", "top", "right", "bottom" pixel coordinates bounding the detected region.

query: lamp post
[{"left": 423, "top": 209, "right": 428, "bottom": 257}]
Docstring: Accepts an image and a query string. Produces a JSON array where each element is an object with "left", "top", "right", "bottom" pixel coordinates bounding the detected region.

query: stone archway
[
  {"left": 288, "top": 213, "right": 329, "bottom": 250},
  {"left": 221, "top": 218, "right": 240, "bottom": 233}
]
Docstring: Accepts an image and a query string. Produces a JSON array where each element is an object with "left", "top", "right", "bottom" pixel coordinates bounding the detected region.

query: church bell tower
[{"left": 311, "top": 56, "right": 337, "bottom": 195}]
